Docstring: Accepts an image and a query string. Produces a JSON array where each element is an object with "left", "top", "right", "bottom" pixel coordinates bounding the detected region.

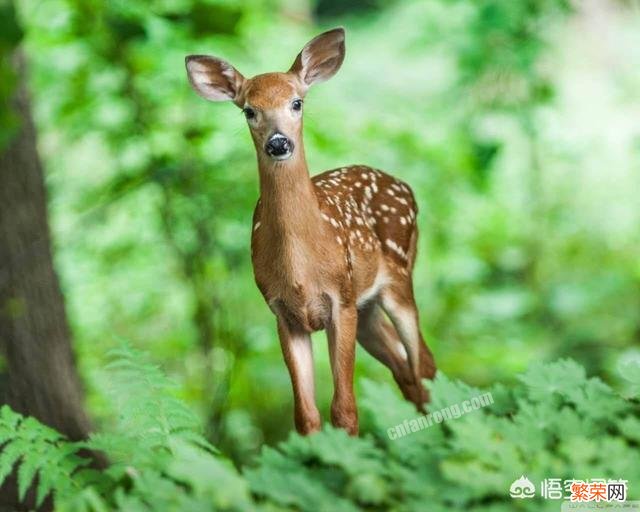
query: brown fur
[{"left": 240, "top": 73, "right": 299, "bottom": 109}]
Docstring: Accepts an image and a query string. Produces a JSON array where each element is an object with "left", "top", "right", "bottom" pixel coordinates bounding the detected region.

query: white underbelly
[{"left": 356, "top": 270, "right": 388, "bottom": 308}]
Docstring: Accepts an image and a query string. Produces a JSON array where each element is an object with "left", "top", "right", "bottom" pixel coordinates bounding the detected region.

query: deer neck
[{"left": 257, "top": 146, "right": 322, "bottom": 246}]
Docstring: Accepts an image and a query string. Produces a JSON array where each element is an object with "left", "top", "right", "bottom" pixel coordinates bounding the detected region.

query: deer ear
[
  {"left": 185, "top": 55, "right": 244, "bottom": 103},
  {"left": 289, "top": 28, "right": 345, "bottom": 88}
]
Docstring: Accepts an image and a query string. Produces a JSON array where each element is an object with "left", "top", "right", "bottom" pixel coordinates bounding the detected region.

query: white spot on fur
[{"left": 385, "top": 239, "right": 408, "bottom": 260}]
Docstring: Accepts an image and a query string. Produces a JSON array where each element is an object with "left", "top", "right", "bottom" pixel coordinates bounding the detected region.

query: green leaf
[
  {"left": 17, "top": 453, "right": 39, "bottom": 501},
  {"left": 0, "top": 440, "right": 23, "bottom": 486},
  {"left": 517, "top": 359, "right": 587, "bottom": 402}
]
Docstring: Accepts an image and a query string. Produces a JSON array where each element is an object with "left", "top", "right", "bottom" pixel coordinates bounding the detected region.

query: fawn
[{"left": 186, "top": 28, "right": 436, "bottom": 435}]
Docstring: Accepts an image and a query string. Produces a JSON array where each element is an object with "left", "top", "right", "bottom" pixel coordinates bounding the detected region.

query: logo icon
[{"left": 510, "top": 475, "right": 535, "bottom": 499}]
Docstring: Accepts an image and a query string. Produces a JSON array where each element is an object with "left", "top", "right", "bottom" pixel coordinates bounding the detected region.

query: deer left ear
[{"left": 289, "top": 28, "right": 345, "bottom": 89}]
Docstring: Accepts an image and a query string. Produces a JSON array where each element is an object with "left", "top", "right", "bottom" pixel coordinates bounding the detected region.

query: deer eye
[
  {"left": 292, "top": 99, "right": 303, "bottom": 111},
  {"left": 243, "top": 107, "right": 256, "bottom": 120}
]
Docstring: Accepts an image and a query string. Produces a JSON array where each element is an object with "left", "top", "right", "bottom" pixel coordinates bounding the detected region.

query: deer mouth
[{"left": 270, "top": 151, "right": 292, "bottom": 161}]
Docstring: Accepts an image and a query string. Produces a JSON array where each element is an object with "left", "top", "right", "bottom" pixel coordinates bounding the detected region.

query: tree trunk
[{"left": 0, "top": 50, "right": 91, "bottom": 495}]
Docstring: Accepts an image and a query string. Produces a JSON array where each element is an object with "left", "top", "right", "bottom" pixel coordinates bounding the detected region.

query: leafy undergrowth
[{"left": 1, "top": 347, "right": 639, "bottom": 511}]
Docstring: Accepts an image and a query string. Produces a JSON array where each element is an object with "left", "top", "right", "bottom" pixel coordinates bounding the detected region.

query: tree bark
[{"left": 0, "top": 53, "right": 90, "bottom": 441}]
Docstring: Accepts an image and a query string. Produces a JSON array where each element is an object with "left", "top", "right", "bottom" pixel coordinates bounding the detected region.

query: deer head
[{"left": 185, "top": 28, "right": 345, "bottom": 164}]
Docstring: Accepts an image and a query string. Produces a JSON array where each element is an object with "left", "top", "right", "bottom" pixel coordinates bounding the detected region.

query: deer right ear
[{"left": 185, "top": 55, "right": 244, "bottom": 103}]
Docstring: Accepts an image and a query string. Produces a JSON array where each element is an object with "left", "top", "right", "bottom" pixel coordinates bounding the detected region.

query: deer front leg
[
  {"left": 277, "top": 318, "right": 321, "bottom": 435},
  {"left": 326, "top": 302, "right": 358, "bottom": 435}
]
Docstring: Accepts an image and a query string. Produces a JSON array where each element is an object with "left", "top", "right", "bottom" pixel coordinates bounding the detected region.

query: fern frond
[
  {"left": 86, "top": 344, "right": 210, "bottom": 473},
  {"left": 0, "top": 405, "right": 92, "bottom": 508}
]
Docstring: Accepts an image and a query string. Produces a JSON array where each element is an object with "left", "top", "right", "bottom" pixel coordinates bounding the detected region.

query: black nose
[{"left": 265, "top": 135, "right": 292, "bottom": 157}]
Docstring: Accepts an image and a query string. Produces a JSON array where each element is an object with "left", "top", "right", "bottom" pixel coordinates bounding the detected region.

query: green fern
[
  {"left": 0, "top": 345, "right": 227, "bottom": 511},
  {"left": 0, "top": 406, "right": 90, "bottom": 508},
  {"left": 88, "top": 344, "right": 215, "bottom": 471},
  {"left": 1, "top": 349, "right": 638, "bottom": 512}
]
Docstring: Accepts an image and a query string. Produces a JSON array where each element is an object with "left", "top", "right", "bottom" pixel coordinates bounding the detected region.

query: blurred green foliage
[
  {"left": 0, "top": 0, "right": 23, "bottom": 148},
  {"left": 1, "top": 349, "right": 639, "bottom": 510},
  {"left": 9, "top": 0, "right": 640, "bottom": 465}
]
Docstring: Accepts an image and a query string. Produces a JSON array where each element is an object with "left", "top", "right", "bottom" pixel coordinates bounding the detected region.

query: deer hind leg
[
  {"left": 357, "top": 302, "right": 426, "bottom": 408},
  {"left": 379, "top": 284, "right": 436, "bottom": 409}
]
